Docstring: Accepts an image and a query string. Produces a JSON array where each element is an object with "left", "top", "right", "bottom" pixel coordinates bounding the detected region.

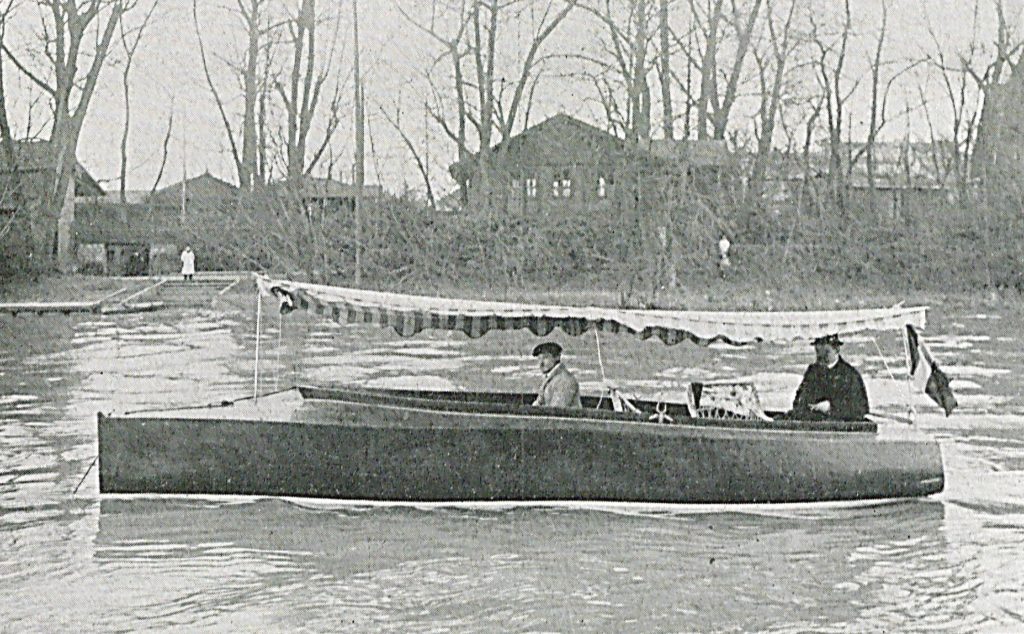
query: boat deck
[{"left": 108, "top": 386, "right": 937, "bottom": 440}]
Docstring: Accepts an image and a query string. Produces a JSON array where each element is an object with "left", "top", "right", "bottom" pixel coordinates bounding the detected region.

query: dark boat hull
[{"left": 97, "top": 387, "right": 944, "bottom": 503}]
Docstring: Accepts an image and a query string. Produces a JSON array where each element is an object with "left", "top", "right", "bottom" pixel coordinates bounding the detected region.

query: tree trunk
[
  {"left": 240, "top": 0, "right": 261, "bottom": 191},
  {"left": 658, "top": 0, "right": 673, "bottom": 141}
]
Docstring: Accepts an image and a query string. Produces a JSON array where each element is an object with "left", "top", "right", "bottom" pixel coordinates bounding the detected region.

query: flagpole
[{"left": 902, "top": 326, "right": 918, "bottom": 421}]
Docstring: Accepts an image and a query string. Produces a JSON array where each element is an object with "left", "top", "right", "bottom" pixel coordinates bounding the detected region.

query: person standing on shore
[
  {"left": 180, "top": 246, "right": 196, "bottom": 281},
  {"left": 718, "top": 234, "right": 731, "bottom": 275}
]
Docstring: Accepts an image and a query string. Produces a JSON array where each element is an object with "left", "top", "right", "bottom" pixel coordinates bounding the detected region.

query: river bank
[{"left": 1, "top": 272, "right": 1017, "bottom": 312}]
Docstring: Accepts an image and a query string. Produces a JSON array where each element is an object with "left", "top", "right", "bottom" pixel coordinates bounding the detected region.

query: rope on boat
[
  {"left": 73, "top": 456, "right": 98, "bottom": 496},
  {"left": 871, "top": 336, "right": 899, "bottom": 384},
  {"left": 592, "top": 328, "right": 642, "bottom": 414},
  {"left": 118, "top": 386, "right": 296, "bottom": 416},
  {"left": 871, "top": 335, "right": 915, "bottom": 425}
]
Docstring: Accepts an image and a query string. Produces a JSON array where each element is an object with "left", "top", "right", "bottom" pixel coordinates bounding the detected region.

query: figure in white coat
[
  {"left": 718, "top": 234, "right": 731, "bottom": 276},
  {"left": 180, "top": 246, "right": 196, "bottom": 281}
]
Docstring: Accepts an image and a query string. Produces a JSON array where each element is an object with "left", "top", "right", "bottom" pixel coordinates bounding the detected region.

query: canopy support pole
[
  {"left": 254, "top": 289, "right": 263, "bottom": 401},
  {"left": 871, "top": 336, "right": 912, "bottom": 425},
  {"left": 274, "top": 309, "right": 284, "bottom": 392}
]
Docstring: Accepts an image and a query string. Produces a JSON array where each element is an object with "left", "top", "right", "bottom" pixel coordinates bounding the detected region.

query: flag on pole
[{"left": 906, "top": 325, "right": 958, "bottom": 416}]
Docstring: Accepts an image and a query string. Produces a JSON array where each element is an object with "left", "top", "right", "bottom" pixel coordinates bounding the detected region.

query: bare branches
[
  {"left": 118, "top": 0, "right": 157, "bottom": 201},
  {"left": 1, "top": 42, "right": 56, "bottom": 96},
  {"left": 150, "top": 107, "right": 173, "bottom": 193},
  {"left": 193, "top": 0, "right": 243, "bottom": 183},
  {"left": 379, "top": 102, "right": 436, "bottom": 209}
]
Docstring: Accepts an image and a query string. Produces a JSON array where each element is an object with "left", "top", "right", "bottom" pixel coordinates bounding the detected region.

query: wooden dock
[
  {"left": 0, "top": 299, "right": 106, "bottom": 316},
  {"left": 0, "top": 273, "right": 246, "bottom": 316}
]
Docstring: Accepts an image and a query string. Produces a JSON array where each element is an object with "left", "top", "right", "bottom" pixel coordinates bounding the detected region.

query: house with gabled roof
[
  {"left": 147, "top": 171, "right": 240, "bottom": 207},
  {"left": 74, "top": 171, "right": 240, "bottom": 276},
  {"left": 447, "top": 113, "right": 735, "bottom": 214},
  {"left": 449, "top": 114, "right": 627, "bottom": 213}
]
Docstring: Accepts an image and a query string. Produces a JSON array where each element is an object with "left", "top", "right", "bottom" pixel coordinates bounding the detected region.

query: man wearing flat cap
[
  {"left": 531, "top": 342, "right": 582, "bottom": 409},
  {"left": 790, "top": 334, "right": 869, "bottom": 421}
]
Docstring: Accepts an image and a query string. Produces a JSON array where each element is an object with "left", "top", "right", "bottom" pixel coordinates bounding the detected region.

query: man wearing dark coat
[
  {"left": 531, "top": 342, "right": 582, "bottom": 409},
  {"left": 790, "top": 334, "right": 869, "bottom": 421}
]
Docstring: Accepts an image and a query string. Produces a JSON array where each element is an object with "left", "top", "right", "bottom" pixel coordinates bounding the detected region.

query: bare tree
[
  {"left": 275, "top": 0, "right": 346, "bottom": 182},
  {"left": 921, "top": 3, "right": 986, "bottom": 199},
  {"left": 576, "top": 0, "right": 656, "bottom": 141},
  {"left": 379, "top": 102, "right": 437, "bottom": 210},
  {"left": 118, "top": 2, "right": 157, "bottom": 202},
  {"left": 399, "top": 0, "right": 578, "bottom": 205},
  {"left": 657, "top": 0, "right": 673, "bottom": 139},
  {"left": 149, "top": 109, "right": 174, "bottom": 194},
  {"left": 749, "top": 0, "right": 798, "bottom": 206},
  {"left": 687, "top": 0, "right": 762, "bottom": 140},
  {"left": 2, "top": 0, "right": 134, "bottom": 270},
  {"left": 193, "top": 0, "right": 276, "bottom": 190},
  {"left": 0, "top": 0, "right": 21, "bottom": 242},
  {"left": 961, "top": 0, "right": 1024, "bottom": 188},
  {"left": 808, "top": 0, "right": 856, "bottom": 211}
]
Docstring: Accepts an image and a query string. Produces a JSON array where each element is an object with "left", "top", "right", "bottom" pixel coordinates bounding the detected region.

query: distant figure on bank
[
  {"left": 180, "top": 246, "right": 196, "bottom": 281},
  {"left": 718, "top": 234, "right": 731, "bottom": 275},
  {"left": 790, "top": 334, "right": 869, "bottom": 421},
  {"left": 531, "top": 342, "right": 582, "bottom": 409}
]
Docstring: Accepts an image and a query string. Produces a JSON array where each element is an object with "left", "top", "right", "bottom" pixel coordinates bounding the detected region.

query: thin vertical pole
[
  {"left": 275, "top": 310, "right": 284, "bottom": 392},
  {"left": 254, "top": 290, "right": 262, "bottom": 401},
  {"left": 353, "top": 0, "right": 364, "bottom": 286},
  {"left": 594, "top": 328, "right": 607, "bottom": 383},
  {"left": 180, "top": 134, "right": 187, "bottom": 225}
]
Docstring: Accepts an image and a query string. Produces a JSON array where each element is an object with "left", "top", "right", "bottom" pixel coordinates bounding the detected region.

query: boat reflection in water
[{"left": 94, "top": 497, "right": 968, "bottom": 631}]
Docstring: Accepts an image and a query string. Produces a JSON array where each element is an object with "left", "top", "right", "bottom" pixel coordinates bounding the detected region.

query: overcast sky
[{"left": 2, "top": 0, "right": 1021, "bottom": 195}]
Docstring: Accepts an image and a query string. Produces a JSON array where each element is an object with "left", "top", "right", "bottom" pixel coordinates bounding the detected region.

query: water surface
[{"left": 1, "top": 298, "right": 1022, "bottom": 632}]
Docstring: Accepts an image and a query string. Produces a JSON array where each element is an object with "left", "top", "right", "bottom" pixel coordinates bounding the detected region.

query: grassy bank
[{"left": 2, "top": 272, "right": 1017, "bottom": 312}]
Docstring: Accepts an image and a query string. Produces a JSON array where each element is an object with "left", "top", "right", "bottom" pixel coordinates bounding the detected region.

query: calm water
[{"left": 1, "top": 294, "right": 1022, "bottom": 632}]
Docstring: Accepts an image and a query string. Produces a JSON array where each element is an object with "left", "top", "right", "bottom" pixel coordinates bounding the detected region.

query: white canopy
[{"left": 256, "top": 276, "right": 927, "bottom": 346}]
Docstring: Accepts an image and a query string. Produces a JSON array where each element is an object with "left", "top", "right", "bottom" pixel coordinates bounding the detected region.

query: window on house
[
  {"left": 552, "top": 171, "right": 572, "bottom": 198},
  {"left": 525, "top": 177, "right": 537, "bottom": 198}
]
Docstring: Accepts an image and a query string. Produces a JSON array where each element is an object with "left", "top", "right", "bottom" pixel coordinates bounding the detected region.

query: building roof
[
  {"left": 0, "top": 139, "right": 104, "bottom": 196},
  {"left": 149, "top": 171, "right": 238, "bottom": 203},
  {"left": 93, "top": 190, "right": 150, "bottom": 204},
  {"left": 449, "top": 113, "right": 626, "bottom": 180},
  {"left": 448, "top": 113, "right": 735, "bottom": 180}
]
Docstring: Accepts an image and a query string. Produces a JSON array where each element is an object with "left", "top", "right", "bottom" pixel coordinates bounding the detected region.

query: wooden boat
[{"left": 97, "top": 277, "right": 945, "bottom": 504}]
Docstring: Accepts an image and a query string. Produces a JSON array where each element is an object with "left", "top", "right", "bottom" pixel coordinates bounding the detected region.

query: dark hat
[
  {"left": 812, "top": 334, "right": 843, "bottom": 347},
  {"left": 532, "top": 342, "right": 563, "bottom": 358}
]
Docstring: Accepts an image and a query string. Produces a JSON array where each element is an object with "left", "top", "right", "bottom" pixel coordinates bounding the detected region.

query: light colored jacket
[
  {"left": 533, "top": 363, "right": 582, "bottom": 408},
  {"left": 180, "top": 249, "right": 196, "bottom": 275}
]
